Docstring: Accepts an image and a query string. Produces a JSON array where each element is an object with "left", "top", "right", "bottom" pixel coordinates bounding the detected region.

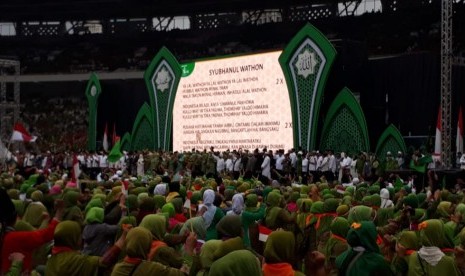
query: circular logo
[{"left": 90, "top": 86, "right": 97, "bottom": 96}]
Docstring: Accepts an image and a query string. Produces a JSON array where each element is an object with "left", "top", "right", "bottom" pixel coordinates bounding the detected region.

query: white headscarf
[
  {"left": 380, "top": 188, "right": 393, "bottom": 208},
  {"left": 154, "top": 184, "right": 167, "bottom": 196},
  {"left": 202, "top": 189, "right": 217, "bottom": 228},
  {"left": 227, "top": 193, "right": 244, "bottom": 215},
  {"left": 418, "top": 246, "right": 445, "bottom": 266}
]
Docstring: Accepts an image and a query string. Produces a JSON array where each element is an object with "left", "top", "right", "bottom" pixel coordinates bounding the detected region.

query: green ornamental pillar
[
  {"left": 279, "top": 24, "right": 337, "bottom": 150},
  {"left": 85, "top": 73, "right": 102, "bottom": 151},
  {"left": 144, "top": 47, "right": 182, "bottom": 151}
]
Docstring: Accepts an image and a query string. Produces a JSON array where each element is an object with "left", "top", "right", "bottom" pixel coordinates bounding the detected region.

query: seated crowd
[{"left": 1, "top": 147, "right": 465, "bottom": 276}]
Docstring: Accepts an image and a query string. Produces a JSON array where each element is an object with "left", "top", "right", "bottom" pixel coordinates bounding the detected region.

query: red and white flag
[
  {"left": 103, "top": 123, "right": 109, "bottom": 152},
  {"left": 258, "top": 224, "right": 273, "bottom": 242},
  {"left": 457, "top": 106, "right": 464, "bottom": 153},
  {"left": 434, "top": 107, "right": 441, "bottom": 155},
  {"left": 112, "top": 123, "right": 117, "bottom": 145},
  {"left": 71, "top": 154, "right": 81, "bottom": 189},
  {"left": 11, "top": 123, "right": 37, "bottom": 142}
]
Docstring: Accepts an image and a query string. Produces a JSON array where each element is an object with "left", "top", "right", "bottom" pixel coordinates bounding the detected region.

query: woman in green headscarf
[
  {"left": 264, "top": 192, "right": 296, "bottom": 230},
  {"left": 241, "top": 193, "right": 266, "bottom": 249},
  {"left": 435, "top": 201, "right": 453, "bottom": 223},
  {"left": 62, "top": 191, "right": 83, "bottom": 226},
  {"left": 336, "top": 221, "right": 393, "bottom": 276},
  {"left": 406, "top": 219, "right": 460, "bottom": 276},
  {"left": 262, "top": 230, "right": 304, "bottom": 276},
  {"left": 110, "top": 227, "right": 186, "bottom": 276},
  {"left": 325, "top": 217, "right": 350, "bottom": 276},
  {"left": 22, "top": 202, "right": 48, "bottom": 229},
  {"left": 139, "top": 214, "right": 183, "bottom": 269},
  {"left": 209, "top": 250, "right": 262, "bottom": 276},
  {"left": 45, "top": 221, "right": 125, "bottom": 276},
  {"left": 82, "top": 207, "right": 120, "bottom": 256},
  {"left": 347, "top": 205, "right": 375, "bottom": 224},
  {"left": 180, "top": 216, "right": 207, "bottom": 241},
  {"left": 153, "top": 195, "right": 167, "bottom": 211},
  {"left": 455, "top": 228, "right": 465, "bottom": 275},
  {"left": 196, "top": 239, "right": 223, "bottom": 275},
  {"left": 84, "top": 198, "right": 104, "bottom": 214},
  {"left": 392, "top": 231, "right": 420, "bottom": 276}
]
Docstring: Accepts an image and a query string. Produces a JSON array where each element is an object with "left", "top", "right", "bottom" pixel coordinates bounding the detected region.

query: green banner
[{"left": 85, "top": 73, "right": 101, "bottom": 151}]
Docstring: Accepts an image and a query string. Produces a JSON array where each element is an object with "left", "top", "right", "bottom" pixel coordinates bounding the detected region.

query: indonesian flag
[
  {"left": 434, "top": 107, "right": 441, "bottom": 156},
  {"left": 112, "top": 123, "right": 117, "bottom": 145},
  {"left": 103, "top": 123, "right": 109, "bottom": 152},
  {"left": 457, "top": 106, "right": 464, "bottom": 154},
  {"left": 71, "top": 154, "right": 81, "bottom": 189},
  {"left": 11, "top": 123, "right": 37, "bottom": 142},
  {"left": 121, "top": 179, "right": 130, "bottom": 196},
  {"left": 258, "top": 225, "right": 273, "bottom": 242}
]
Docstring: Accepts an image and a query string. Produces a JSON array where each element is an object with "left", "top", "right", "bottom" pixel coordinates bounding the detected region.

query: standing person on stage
[
  {"left": 309, "top": 151, "right": 318, "bottom": 183},
  {"left": 460, "top": 152, "right": 465, "bottom": 170},
  {"left": 274, "top": 150, "right": 285, "bottom": 177},
  {"left": 328, "top": 150, "right": 337, "bottom": 183},
  {"left": 261, "top": 150, "right": 271, "bottom": 183},
  {"left": 302, "top": 151, "right": 309, "bottom": 184}
]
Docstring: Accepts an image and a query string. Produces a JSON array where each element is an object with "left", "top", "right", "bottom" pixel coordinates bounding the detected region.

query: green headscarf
[
  {"left": 161, "top": 203, "right": 175, "bottom": 218},
  {"left": 420, "top": 219, "right": 446, "bottom": 247},
  {"left": 180, "top": 216, "right": 207, "bottom": 240},
  {"left": 7, "top": 189, "right": 20, "bottom": 200},
  {"left": 330, "top": 217, "right": 350, "bottom": 238},
  {"left": 397, "top": 230, "right": 419, "bottom": 251},
  {"left": 436, "top": 201, "right": 452, "bottom": 220},
  {"left": 370, "top": 194, "right": 381, "bottom": 208},
  {"left": 245, "top": 194, "right": 258, "bottom": 211},
  {"left": 336, "top": 204, "right": 350, "bottom": 217},
  {"left": 85, "top": 207, "right": 104, "bottom": 224},
  {"left": 153, "top": 195, "right": 166, "bottom": 211},
  {"left": 125, "top": 227, "right": 152, "bottom": 259},
  {"left": 216, "top": 215, "right": 242, "bottom": 238},
  {"left": 139, "top": 214, "right": 166, "bottom": 240},
  {"left": 324, "top": 198, "right": 340, "bottom": 213},
  {"left": 336, "top": 221, "right": 388, "bottom": 276},
  {"left": 63, "top": 191, "right": 80, "bottom": 208},
  {"left": 12, "top": 199, "right": 25, "bottom": 217},
  {"left": 213, "top": 236, "right": 245, "bottom": 260},
  {"left": 325, "top": 217, "right": 350, "bottom": 263},
  {"left": 310, "top": 201, "right": 325, "bottom": 214},
  {"left": 199, "top": 239, "right": 223, "bottom": 269},
  {"left": 266, "top": 192, "right": 282, "bottom": 207},
  {"left": 23, "top": 202, "right": 47, "bottom": 228},
  {"left": 264, "top": 230, "right": 295, "bottom": 263},
  {"left": 209, "top": 250, "right": 262, "bottom": 276},
  {"left": 342, "top": 196, "right": 352, "bottom": 206},
  {"left": 171, "top": 197, "right": 184, "bottom": 214},
  {"left": 84, "top": 198, "right": 104, "bottom": 213},
  {"left": 54, "top": 221, "right": 81, "bottom": 250},
  {"left": 403, "top": 194, "right": 419, "bottom": 209},
  {"left": 348, "top": 206, "right": 373, "bottom": 224},
  {"left": 127, "top": 194, "right": 139, "bottom": 211}
]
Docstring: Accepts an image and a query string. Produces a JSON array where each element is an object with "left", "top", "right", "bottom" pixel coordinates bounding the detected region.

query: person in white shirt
[
  {"left": 232, "top": 153, "right": 241, "bottom": 180},
  {"left": 274, "top": 150, "right": 285, "bottom": 175},
  {"left": 212, "top": 152, "right": 225, "bottom": 175},
  {"left": 261, "top": 152, "right": 271, "bottom": 182},
  {"left": 319, "top": 152, "right": 329, "bottom": 182},
  {"left": 460, "top": 153, "right": 465, "bottom": 170},
  {"left": 225, "top": 154, "right": 233, "bottom": 174},
  {"left": 302, "top": 153, "right": 309, "bottom": 184},
  {"left": 308, "top": 151, "right": 318, "bottom": 182},
  {"left": 327, "top": 150, "right": 337, "bottom": 182},
  {"left": 137, "top": 154, "right": 145, "bottom": 177},
  {"left": 289, "top": 149, "right": 297, "bottom": 177},
  {"left": 99, "top": 152, "right": 108, "bottom": 169}
]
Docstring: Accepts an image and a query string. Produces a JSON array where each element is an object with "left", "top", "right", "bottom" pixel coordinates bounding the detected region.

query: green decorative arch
[
  {"left": 120, "top": 132, "right": 132, "bottom": 152},
  {"left": 144, "top": 47, "right": 182, "bottom": 150},
  {"left": 320, "top": 87, "right": 370, "bottom": 155},
  {"left": 131, "top": 103, "right": 155, "bottom": 151},
  {"left": 279, "top": 23, "right": 337, "bottom": 150},
  {"left": 85, "top": 73, "right": 102, "bottom": 151},
  {"left": 375, "top": 124, "right": 407, "bottom": 161}
]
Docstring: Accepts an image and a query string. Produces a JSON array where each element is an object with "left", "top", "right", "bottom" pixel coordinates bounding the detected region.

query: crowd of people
[{"left": 1, "top": 147, "right": 465, "bottom": 276}]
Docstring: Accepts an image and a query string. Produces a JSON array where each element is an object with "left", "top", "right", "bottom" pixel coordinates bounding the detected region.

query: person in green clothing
[
  {"left": 336, "top": 221, "right": 393, "bottom": 276},
  {"left": 200, "top": 189, "right": 224, "bottom": 241},
  {"left": 406, "top": 219, "right": 460, "bottom": 276},
  {"left": 45, "top": 221, "right": 126, "bottom": 276},
  {"left": 264, "top": 191, "right": 296, "bottom": 230},
  {"left": 241, "top": 193, "right": 266, "bottom": 248},
  {"left": 62, "top": 191, "right": 83, "bottom": 226},
  {"left": 262, "top": 230, "right": 305, "bottom": 276},
  {"left": 209, "top": 249, "right": 262, "bottom": 276},
  {"left": 139, "top": 214, "right": 183, "bottom": 268},
  {"left": 325, "top": 217, "right": 350, "bottom": 276},
  {"left": 111, "top": 227, "right": 191, "bottom": 276},
  {"left": 392, "top": 231, "right": 420, "bottom": 276}
]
